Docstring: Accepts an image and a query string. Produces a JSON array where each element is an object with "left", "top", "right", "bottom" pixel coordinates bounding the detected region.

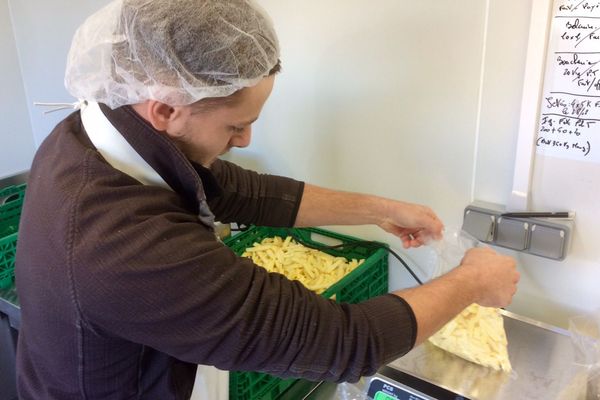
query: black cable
[{"left": 385, "top": 246, "right": 424, "bottom": 286}]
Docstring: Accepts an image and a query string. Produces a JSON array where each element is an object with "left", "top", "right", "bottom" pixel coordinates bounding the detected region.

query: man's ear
[{"left": 144, "top": 101, "right": 185, "bottom": 135}]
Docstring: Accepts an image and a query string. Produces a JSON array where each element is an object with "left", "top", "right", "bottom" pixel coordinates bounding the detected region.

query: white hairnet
[{"left": 65, "top": 0, "right": 280, "bottom": 109}]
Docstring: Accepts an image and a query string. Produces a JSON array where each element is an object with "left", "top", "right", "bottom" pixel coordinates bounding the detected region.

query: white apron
[{"left": 80, "top": 101, "right": 229, "bottom": 400}]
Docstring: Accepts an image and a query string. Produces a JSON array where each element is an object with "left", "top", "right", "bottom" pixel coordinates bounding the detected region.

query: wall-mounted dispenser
[{"left": 462, "top": 203, "right": 573, "bottom": 261}]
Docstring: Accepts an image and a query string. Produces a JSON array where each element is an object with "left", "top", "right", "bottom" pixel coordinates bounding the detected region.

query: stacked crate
[
  {"left": 224, "top": 226, "right": 389, "bottom": 400},
  {"left": 0, "top": 184, "right": 26, "bottom": 288}
]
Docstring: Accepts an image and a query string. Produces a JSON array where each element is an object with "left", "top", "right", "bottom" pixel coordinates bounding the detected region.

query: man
[{"left": 15, "top": 0, "right": 519, "bottom": 399}]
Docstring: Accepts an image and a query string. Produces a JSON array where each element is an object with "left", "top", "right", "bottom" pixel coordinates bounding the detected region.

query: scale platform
[{"left": 284, "top": 310, "right": 592, "bottom": 400}]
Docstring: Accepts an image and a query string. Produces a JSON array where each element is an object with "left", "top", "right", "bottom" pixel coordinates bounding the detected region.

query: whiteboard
[
  {"left": 535, "top": 0, "right": 600, "bottom": 162},
  {"left": 509, "top": 0, "right": 600, "bottom": 210}
]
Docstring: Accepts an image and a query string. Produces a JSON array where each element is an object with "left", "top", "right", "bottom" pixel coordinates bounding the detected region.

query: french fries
[
  {"left": 242, "top": 236, "right": 364, "bottom": 294},
  {"left": 428, "top": 303, "right": 512, "bottom": 372}
]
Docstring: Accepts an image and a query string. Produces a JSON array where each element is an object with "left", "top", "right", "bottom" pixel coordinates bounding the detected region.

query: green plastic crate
[
  {"left": 224, "top": 226, "right": 389, "bottom": 400},
  {"left": 0, "top": 184, "right": 26, "bottom": 288},
  {"left": 0, "top": 232, "right": 18, "bottom": 288},
  {"left": 0, "top": 184, "right": 26, "bottom": 237}
]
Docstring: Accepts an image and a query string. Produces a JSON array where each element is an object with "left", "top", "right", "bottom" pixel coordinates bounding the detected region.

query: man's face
[{"left": 169, "top": 76, "right": 275, "bottom": 167}]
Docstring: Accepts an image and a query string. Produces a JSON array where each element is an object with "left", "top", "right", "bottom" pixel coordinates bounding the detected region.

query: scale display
[
  {"left": 367, "top": 377, "right": 432, "bottom": 400},
  {"left": 367, "top": 367, "right": 471, "bottom": 400}
]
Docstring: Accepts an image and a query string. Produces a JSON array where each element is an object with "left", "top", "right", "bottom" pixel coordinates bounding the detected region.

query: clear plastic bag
[
  {"left": 335, "top": 380, "right": 369, "bottom": 400},
  {"left": 427, "top": 226, "right": 480, "bottom": 280},
  {"left": 563, "top": 311, "right": 600, "bottom": 399},
  {"left": 426, "top": 227, "right": 514, "bottom": 373}
]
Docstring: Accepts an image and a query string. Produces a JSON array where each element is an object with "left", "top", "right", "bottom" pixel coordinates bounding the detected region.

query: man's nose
[{"left": 231, "top": 128, "right": 252, "bottom": 148}]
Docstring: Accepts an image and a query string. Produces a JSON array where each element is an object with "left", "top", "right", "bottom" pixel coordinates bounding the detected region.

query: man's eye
[{"left": 230, "top": 126, "right": 245, "bottom": 134}]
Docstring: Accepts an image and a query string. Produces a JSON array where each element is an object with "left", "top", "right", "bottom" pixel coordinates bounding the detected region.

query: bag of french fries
[{"left": 427, "top": 228, "right": 513, "bottom": 372}]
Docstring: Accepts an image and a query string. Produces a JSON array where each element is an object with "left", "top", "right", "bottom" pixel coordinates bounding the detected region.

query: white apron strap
[{"left": 80, "top": 101, "right": 171, "bottom": 190}]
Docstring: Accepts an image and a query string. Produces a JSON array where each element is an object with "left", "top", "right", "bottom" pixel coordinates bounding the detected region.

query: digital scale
[
  {"left": 284, "top": 310, "right": 589, "bottom": 400},
  {"left": 368, "top": 377, "right": 434, "bottom": 400},
  {"left": 366, "top": 375, "right": 464, "bottom": 400}
]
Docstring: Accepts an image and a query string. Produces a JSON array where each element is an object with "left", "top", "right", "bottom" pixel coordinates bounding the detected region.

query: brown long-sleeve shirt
[{"left": 15, "top": 104, "right": 417, "bottom": 399}]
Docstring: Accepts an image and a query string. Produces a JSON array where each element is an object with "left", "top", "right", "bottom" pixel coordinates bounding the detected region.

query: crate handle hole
[
  {"left": 1, "top": 194, "right": 20, "bottom": 206},
  {"left": 309, "top": 232, "right": 344, "bottom": 247}
]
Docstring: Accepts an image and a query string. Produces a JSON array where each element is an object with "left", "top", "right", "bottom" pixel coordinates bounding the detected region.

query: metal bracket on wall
[{"left": 462, "top": 202, "right": 573, "bottom": 261}]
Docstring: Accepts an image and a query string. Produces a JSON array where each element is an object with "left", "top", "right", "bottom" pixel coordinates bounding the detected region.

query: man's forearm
[
  {"left": 294, "top": 183, "right": 443, "bottom": 248},
  {"left": 294, "top": 184, "right": 385, "bottom": 227},
  {"left": 394, "top": 267, "right": 478, "bottom": 346}
]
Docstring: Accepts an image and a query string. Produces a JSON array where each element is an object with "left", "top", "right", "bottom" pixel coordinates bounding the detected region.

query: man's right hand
[
  {"left": 457, "top": 247, "right": 520, "bottom": 308},
  {"left": 394, "top": 246, "right": 519, "bottom": 346}
]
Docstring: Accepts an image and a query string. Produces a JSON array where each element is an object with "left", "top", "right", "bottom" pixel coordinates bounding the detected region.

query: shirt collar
[{"left": 97, "top": 103, "right": 223, "bottom": 202}]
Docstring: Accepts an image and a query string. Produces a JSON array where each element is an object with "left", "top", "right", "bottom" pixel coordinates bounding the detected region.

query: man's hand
[
  {"left": 456, "top": 247, "right": 519, "bottom": 308},
  {"left": 377, "top": 200, "right": 443, "bottom": 249},
  {"left": 295, "top": 185, "right": 443, "bottom": 248},
  {"left": 395, "top": 247, "right": 519, "bottom": 345}
]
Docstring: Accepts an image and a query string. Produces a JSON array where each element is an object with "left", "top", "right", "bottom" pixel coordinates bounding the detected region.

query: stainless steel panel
[
  {"left": 297, "top": 310, "right": 592, "bottom": 400},
  {"left": 387, "top": 310, "right": 585, "bottom": 399}
]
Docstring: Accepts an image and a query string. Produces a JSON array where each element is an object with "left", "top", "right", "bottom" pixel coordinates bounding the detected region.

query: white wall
[
  {"left": 0, "top": 0, "right": 35, "bottom": 178},
  {"left": 231, "top": 0, "right": 487, "bottom": 231},
  {"left": 8, "top": 0, "right": 110, "bottom": 146},
  {"left": 475, "top": 1, "right": 532, "bottom": 205}
]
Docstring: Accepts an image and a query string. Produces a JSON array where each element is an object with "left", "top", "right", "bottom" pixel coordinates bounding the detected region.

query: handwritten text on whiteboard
[{"left": 536, "top": 0, "right": 600, "bottom": 162}]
